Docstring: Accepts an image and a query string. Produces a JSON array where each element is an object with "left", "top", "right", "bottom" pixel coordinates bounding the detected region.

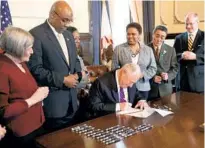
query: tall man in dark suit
[
  {"left": 27, "top": 1, "right": 82, "bottom": 131},
  {"left": 148, "top": 25, "right": 178, "bottom": 99},
  {"left": 174, "top": 13, "right": 204, "bottom": 93},
  {"left": 88, "top": 63, "right": 149, "bottom": 118}
]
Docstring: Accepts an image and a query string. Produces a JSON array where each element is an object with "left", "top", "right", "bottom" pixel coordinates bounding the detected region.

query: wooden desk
[{"left": 36, "top": 92, "right": 204, "bottom": 148}]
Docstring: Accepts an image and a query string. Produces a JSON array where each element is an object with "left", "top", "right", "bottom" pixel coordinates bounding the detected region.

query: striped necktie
[{"left": 188, "top": 34, "right": 193, "bottom": 51}]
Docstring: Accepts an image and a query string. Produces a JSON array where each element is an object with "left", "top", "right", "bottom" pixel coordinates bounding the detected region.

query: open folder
[{"left": 117, "top": 107, "right": 173, "bottom": 118}]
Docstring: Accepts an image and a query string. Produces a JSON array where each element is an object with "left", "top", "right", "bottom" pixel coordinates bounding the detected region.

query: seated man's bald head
[{"left": 118, "top": 63, "right": 142, "bottom": 88}]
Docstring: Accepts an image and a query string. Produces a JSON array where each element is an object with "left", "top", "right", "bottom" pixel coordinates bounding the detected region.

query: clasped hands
[
  {"left": 63, "top": 73, "right": 79, "bottom": 88},
  {"left": 182, "top": 51, "right": 196, "bottom": 60},
  {"left": 154, "top": 72, "right": 168, "bottom": 84}
]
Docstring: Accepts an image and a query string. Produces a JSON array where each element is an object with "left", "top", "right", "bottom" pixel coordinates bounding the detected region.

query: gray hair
[
  {"left": 153, "top": 25, "right": 168, "bottom": 35},
  {"left": 0, "top": 27, "right": 34, "bottom": 59},
  {"left": 122, "top": 63, "right": 141, "bottom": 76}
]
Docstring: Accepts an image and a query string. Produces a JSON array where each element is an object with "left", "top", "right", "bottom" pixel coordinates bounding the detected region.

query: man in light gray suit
[{"left": 148, "top": 25, "right": 178, "bottom": 100}]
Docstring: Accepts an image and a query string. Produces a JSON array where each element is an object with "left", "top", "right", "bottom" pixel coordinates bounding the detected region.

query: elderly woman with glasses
[{"left": 0, "top": 27, "right": 49, "bottom": 147}]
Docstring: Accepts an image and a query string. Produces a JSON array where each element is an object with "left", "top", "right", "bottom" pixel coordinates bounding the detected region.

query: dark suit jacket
[
  {"left": 28, "top": 21, "right": 81, "bottom": 118},
  {"left": 88, "top": 70, "right": 145, "bottom": 117},
  {"left": 174, "top": 30, "right": 204, "bottom": 92},
  {"left": 148, "top": 43, "right": 178, "bottom": 98}
]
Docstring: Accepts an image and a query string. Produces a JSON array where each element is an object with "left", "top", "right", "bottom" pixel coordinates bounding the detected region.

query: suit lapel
[
  {"left": 108, "top": 71, "right": 120, "bottom": 102},
  {"left": 183, "top": 32, "right": 188, "bottom": 51},
  {"left": 111, "top": 89, "right": 119, "bottom": 103},
  {"left": 150, "top": 43, "right": 157, "bottom": 60},
  {"left": 150, "top": 42, "right": 162, "bottom": 63},
  {"left": 192, "top": 30, "right": 201, "bottom": 51},
  {"left": 43, "top": 22, "right": 69, "bottom": 67},
  {"left": 128, "top": 87, "right": 135, "bottom": 104},
  {"left": 138, "top": 44, "right": 148, "bottom": 65},
  {"left": 159, "top": 43, "right": 167, "bottom": 62},
  {"left": 138, "top": 48, "right": 144, "bottom": 64},
  {"left": 62, "top": 32, "right": 72, "bottom": 69}
]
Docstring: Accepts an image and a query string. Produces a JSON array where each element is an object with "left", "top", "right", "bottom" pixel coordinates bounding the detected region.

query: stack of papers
[{"left": 118, "top": 107, "right": 173, "bottom": 118}]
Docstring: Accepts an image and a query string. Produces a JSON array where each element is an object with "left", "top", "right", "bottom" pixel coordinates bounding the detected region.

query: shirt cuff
[
  {"left": 181, "top": 52, "right": 184, "bottom": 58},
  {"left": 115, "top": 103, "right": 120, "bottom": 112},
  {"left": 138, "top": 100, "right": 146, "bottom": 103}
]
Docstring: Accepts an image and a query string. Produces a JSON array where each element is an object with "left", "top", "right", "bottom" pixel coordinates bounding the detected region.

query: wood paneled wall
[
  {"left": 80, "top": 33, "right": 93, "bottom": 65},
  {"left": 155, "top": 1, "right": 204, "bottom": 34}
]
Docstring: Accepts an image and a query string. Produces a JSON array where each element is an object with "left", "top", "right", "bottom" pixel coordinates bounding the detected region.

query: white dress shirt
[
  {"left": 115, "top": 70, "right": 129, "bottom": 111},
  {"left": 131, "top": 54, "right": 139, "bottom": 65},
  {"left": 47, "top": 20, "right": 69, "bottom": 65},
  {"left": 188, "top": 29, "right": 198, "bottom": 42}
]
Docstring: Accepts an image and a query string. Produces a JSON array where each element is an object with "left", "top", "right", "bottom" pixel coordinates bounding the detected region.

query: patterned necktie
[
  {"left": 119, "top": 87, "right": 126, "bottom": 103},
  {"left": 188, "top": 34, "right": 193, "bottom": 51},
  {"left": 155, "top": 47, "right": 160, "bottom": 60}
]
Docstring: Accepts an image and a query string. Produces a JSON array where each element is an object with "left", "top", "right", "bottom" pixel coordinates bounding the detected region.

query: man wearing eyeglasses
[
  {"left": 27, "top": 1, "right": 82, "bottom": 132},
  {"left": 174, "top": 12, "right": 204, "bottom": 93}
]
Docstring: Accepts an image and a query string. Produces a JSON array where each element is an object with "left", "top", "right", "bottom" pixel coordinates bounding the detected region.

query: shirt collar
[
  {"left": 115, "top": 70, "right": 120, "bottom": 89},
  {"left": 153, "top": 42, "right": 162, "bottom": 50},
  {"left": 188, "top": 29, "right": 198, "bottom": 38},
  {"left": 47, "top": 19, "right": 60, "bottom": 37}
]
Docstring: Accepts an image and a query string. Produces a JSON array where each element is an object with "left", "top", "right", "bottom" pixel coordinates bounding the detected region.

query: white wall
[
  {"left": 9, "top": 0, "right": 89, "bottom": 32},
  {"left": 164, "top": 39, "right": 175, "bottom": 47}
]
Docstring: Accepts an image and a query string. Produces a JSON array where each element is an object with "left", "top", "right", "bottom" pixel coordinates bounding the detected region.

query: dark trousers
[
  {"left": 180, "top": 71, "right": 191, "bottom": 92},
  {"left": 179, "top": 72, "right": 203, "bottom": 93},
  {"left": 0, "top": 126, "right": 45, "bottom": 148},
  {"left": 43, "top": 99, "right": 76, "bottom": 133},
  {"left": 43, "top": 116, "right": 74, "bottom": 134},
  {"left": 148, "top": 79, "right": 160, "bottom": 101}
]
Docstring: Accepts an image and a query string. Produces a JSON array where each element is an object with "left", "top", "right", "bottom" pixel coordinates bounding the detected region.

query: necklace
[
  {"left": 129, "top": 43, "right": 140, "bottom": 58},
  {"left": 132, "top": 54, "right": 137, "bottom": 58},
  {"left": 131, "top": 50, "right": 140, "bottom": 58}
]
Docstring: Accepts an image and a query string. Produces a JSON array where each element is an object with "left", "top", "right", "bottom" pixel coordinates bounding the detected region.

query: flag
[
  {"left": 100, "top": 1, "right": 113, "bottom": 64},
  {"left": 0, "top": 0, "right": 12, "bottom": 34}
]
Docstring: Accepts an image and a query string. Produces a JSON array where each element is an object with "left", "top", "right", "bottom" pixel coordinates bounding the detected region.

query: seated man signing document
[{"left": 88, "top": 63, "right": 149, "bottom": 118}]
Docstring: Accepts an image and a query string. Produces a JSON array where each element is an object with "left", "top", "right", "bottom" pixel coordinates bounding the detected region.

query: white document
[
  {"left": 154, "top": 109, "right": 174, "bottom": 117},
  {"left": 117, "top": 107, "right": 173, "bottom": 118},
  {"left": 117, "top": 107, "right": 140, "bottom": 115},
  {"left": 118, "top": 107, "right": 155, "bottom": 118}
]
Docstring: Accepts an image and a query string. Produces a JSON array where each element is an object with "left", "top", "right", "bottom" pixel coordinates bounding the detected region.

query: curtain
[
  {"left": 142, "top": 1, "right": 155, "bottom": 44},
  {"left": 89, "top": 1, "right": 102, "bottom": 65}
]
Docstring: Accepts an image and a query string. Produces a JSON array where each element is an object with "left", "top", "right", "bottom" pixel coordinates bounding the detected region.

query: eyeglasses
[
  {"left": 54, "top": 11, "right": 73, "bottom": 24},
  {"left": 186, "top": 22, "right": 197, "bottom": 26}
]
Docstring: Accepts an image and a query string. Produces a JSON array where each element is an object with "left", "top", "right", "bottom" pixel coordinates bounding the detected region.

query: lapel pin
[
  {"left": 66, "top": 38, "right": 69, "bottom": 41},
  {"left": 162, "top": 50, "right": 167, "bottom": 56}
]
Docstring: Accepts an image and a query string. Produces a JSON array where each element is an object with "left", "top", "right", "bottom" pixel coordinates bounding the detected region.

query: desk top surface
[{"left": 36, "top": 92, "right": 204, "bottom": 148}]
